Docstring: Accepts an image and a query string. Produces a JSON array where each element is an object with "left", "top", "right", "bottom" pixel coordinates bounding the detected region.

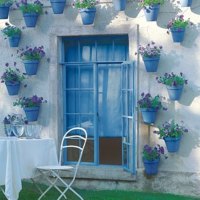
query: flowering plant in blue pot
[
  {"left": 156, "top": 72, "right": 188, "bottom": 101},
  {"left": 18, "top": 45, "right": 45, "bottom": 75},
  {"left": 138, "top": 93, "right": 167, "bottom": 124},
  {"left": 1, "top": 62, "right": 26, "bottom": 96},
  {"left": 154, "top": 120, "right": 188, "bottom": 152},
  {"left": 143, "top": 144, "right": 166, "bottom": 175},
  {"left": 73, "top": 0, "right": 98, "bottom": 25},
  {"left": 13, "top": 95, "right": 47, "bottom": 121},
  {"left": 138, "top": 0, "right": 165, "bottom": 21},
  {"left": 17, "top": 0, "right": 43, "bottom": 27},
  {"left": 138, "top": 41, "right": 162, "bottom": 72},
  {"left": 167, "top": 15, "right": 192, "bottom": 43},
  {"left": 0, "top": 0, "right": 13, "bottom": 19},
  {"left": 2, "top": 23, "right": 22, "bottom": 47}
]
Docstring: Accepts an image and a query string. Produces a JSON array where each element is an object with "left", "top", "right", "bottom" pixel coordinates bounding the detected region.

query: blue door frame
[{"left": 61, "top": 35, "right": 136, "bottom": 174}]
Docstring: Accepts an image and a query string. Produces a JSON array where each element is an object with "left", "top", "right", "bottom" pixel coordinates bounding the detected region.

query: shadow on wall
[
  {"left": 180, "top": 23, "right": 200, "bottom": 48},
  {"left": 95, "top": 4, "right": 119, "bottom": 29},
  {"left": 179, "top": 84, "right": 200, "bottom": 106},
  {"left": 124, "top": 1, "right": 140, "bottom": 18},
  {"left": 180, "top": 127, "right": 200, "bottom": 157},
  {"left": 191, "top": 0, "right": 200, "bottom": 15},
  {"left": 156, "top": 0, "right": 180, "bottom": 29}
]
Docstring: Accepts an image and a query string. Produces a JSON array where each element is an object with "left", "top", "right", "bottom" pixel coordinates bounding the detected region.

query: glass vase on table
[
  {"left": 25, "top": 124, "right": 42, "bottom": 139},
  {"left": 11, "top": 114, "right": 25, "bottom": 137}
]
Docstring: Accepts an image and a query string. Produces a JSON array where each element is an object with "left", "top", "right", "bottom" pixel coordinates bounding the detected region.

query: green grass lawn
[{"left": 0, "top": 182, "right": 199, "bottom": 200}]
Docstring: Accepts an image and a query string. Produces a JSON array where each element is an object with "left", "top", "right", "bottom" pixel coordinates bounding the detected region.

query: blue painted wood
[
  {"left": 121, "top": 62, "right": 136, "bottom": 174},
  {"left": 62, "top": 35, "right": 130, "bottom": 166}
]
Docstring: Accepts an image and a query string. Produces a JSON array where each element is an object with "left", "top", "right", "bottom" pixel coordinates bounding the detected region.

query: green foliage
[
  {"left": 2, "top": 25, "right": 21, "bottom": 37},
  {"left": 20, "top": 3, "right": 43, "bottom": 14},
  {"left": 156, "top": 72, "right": 188, "bottom": 86},
  {"left": 0, "top": 0, "right": 13, "bottom": 6},
  {"left": 139, "top": 0, "right": 165, "bottom": 7},
  {"left": 73, "top": 0, "right": 98, "bottom": 9},
  {"left": 154, "top": 120, "right": 188, "bottom": 139},
  {"left": 1, "top": 67, "right": 25, "bottom": 83}
]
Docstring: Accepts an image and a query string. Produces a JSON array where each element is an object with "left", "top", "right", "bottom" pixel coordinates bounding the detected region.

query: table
[{"left": 0, "top": 137, "right": 58, "bottom": 200}]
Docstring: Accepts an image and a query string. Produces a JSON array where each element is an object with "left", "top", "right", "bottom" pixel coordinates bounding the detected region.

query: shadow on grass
[{"left": 0, "top": 181, "right": 199, "bottom": 200}]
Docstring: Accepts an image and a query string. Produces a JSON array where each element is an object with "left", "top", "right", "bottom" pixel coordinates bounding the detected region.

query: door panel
[
  {"left": 98, "top": 65, "right": 122, "bottom": 137},
  {"left": 63, "top": 35, "right": 132, "bottom": 167}
]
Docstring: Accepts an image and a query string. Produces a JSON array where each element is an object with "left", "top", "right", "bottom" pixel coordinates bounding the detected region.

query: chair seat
[{"left": 37, "top": 165, "right": 73, "bottom": 171}]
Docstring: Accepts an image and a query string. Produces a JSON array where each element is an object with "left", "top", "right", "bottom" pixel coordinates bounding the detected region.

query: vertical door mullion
[
  {"left": 94, "top": 63, "right": 99, "bottom": 165},
  {"left": 63, "top": 64, "right": 68, "bottom": 164}
]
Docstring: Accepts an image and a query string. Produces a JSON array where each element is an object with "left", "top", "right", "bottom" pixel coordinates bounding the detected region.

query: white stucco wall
[{"left": 0, "top": 0, "right": 200, "bottom": 196}]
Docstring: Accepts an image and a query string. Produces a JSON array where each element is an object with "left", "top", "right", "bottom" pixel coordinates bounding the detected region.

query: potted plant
[
  {"left": 73, "top": 0, "right": 98, "bottom": 25},
  {"left": 17, "top": 0, "right": 43, "bottom": 27},
  {"left": 156, "top": 72, "right": 188, "bottom": 101},
  {"left": 2, "top": 23, "right": 22, "bottom": 47},
  {"left": 143, "top": 144, "right": 166, "bottom": 175},
  {"left": 179, "top": 0, "right": 192, "bottom": 7},
  {"left": 154, "top": 120, "right": 188, "bottom": 152},
  {"left": 113, "top": 0, "right": 126, "bottom": 11},
  {"left": 138, "top": 0, "right": 165, "bottom": 21},
  {"left": 1, "top": 63, "right": 25, "bottom": 96},
  {"left": 18, "top": 46, "right": 45, "bottom": 75},
  {"left": 50, "top": 0, "right": 66, "bottom": 14},
  {"left": 13, "top": 95, "right": 47, "bottom": 121},
  {"left": 0, "top": 0, "right": 12, "bottom": 19},
  {"left": 138, "top": 93, "right": 167, "bottom": 124},
  {"left": 167, "top": 15, "right": 191, "bottom": 43},
  {"left": 138, "top": 41, "right": 162, "bottom": 72}
]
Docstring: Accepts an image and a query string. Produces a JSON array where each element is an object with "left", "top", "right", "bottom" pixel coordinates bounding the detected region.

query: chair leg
[
  {"left": 53, "top": 173, "right": 83, "bottom": 200},
  {"left": 31, "top": 178, "right": 43, "bottom": 195},
  {"left": 37, "top": 170, "right": 67, "bottom": 200}
]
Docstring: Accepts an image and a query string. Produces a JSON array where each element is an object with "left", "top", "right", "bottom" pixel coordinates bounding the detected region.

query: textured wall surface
[{"left": 0, "top": 0, "right": 200, "bottom": 196}]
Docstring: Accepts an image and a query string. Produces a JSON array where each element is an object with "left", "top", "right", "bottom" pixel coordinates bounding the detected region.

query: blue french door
[{"left": 61, "top": 35, "right": 136, "bottom": 173}]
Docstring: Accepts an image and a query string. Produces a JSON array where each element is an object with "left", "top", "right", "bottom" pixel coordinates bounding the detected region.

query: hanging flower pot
[
  {"left": 138, "top": 93, "right": 166, "bottom": 124},
  {"left": 2, "top": 24, "right": 22, "bottom": 48},
  {"left": 18, "top": 45, "right": 45, "bottom": 75},
  {"left": 19, "top": 1, "right": 43, "bottom": 27},
  {"left": 24, "top": 106, "right": 40, "bottom": 122},
  {"left": 23, "top": 13, "right": 39, "bottom": 27},
  {"left": 5, "top": 81, "right": 20, "bottom": 96},
  {"left": 142, "top": 144, "right": 166, "bottom": 176},
  {"left": 13, "top": 95, "right": 47, "bottom": 122},
  {"left": 170, "top": 28, "right": 185, "bottom": 43},
  {"left": 164, "top": 136, "right": 181, "bottom": 153},
  {"left": 8, "top": 35, "right": 21, "bottom": 47},
  {"left": 1, "top": 64, "right": 25, "bottom": 96},
  {"left": 0, "top": 4, "right": 11, "bottom": 19},
  {"left": 50, "top": 0, "right": 66, "bottom": 14},
  {"left": 143, "top": 4, "right": 160, "bottom": 21},
  {"left": 140, "top": 108, "right": 157, "bottom": 124},
  {"left": 156, "top": 72, "right": 188, "bottom": 101},
  {"left": 23, "top": 60, "right": 39, "bottom": 75},
  {"left": 154, "top": 120, "right": 188, "bottom": 153},
  {"left": 180, "top": 0, "right": 192, "bottom": 7},
  {"left": 113, "top": 0, "right": 126, "bottom": 11},
  {"left": 166, "top": 85, "right": 183, "bottom": 101},
  {"left": 143, "top": 158, "right": 160, "bottom": 175},
  {"left": 79, "top": 8, "right": 96, "bottom": 25},
  {"left": 142, "top": 56, "right": 160, "bottom": 72},
  {"left": 138, "top": 41, "right": 162, "bottom": 72},
  {"left": 167, "top": 15, "right": 191, "bottom": 43}
]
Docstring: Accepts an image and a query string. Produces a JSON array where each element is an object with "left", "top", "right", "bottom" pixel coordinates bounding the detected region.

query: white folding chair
[{"left": 36, "top": 127, "right": 87, "bottom": 200}]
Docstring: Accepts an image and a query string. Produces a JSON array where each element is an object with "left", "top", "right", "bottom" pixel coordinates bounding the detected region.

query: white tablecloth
[{"left": 0, "top": 137, "right": 58, "bottom": 200}]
